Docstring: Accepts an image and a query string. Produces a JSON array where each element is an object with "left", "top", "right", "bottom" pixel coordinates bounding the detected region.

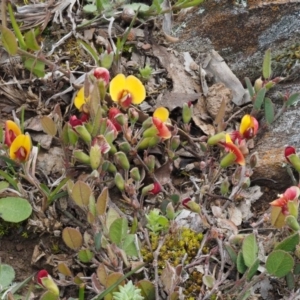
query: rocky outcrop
[{"left": 174, "top": 0, "right": 300, "bottom": 81}]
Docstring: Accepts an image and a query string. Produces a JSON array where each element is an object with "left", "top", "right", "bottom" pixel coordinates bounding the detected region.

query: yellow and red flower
[
  {"left": 270, "top": 186, "right": 300, "bottom": 228},
  {"left": 4, "top": 120, "right": 21, "bottom": 147},
  {"left": 239, "top": 114, "right": 259, "bottom": 139},
  {"left": 152, "top": 107, "right": 171, "bottom": 140},
  {"left": 220, "top": 134, "right": 245, "bottom": 167},
  {"left": 9, "top": 133, "right": 31, "bottom": 162},
  {"left": 109, "top": 74, "right": 146, "bottom": 109}
]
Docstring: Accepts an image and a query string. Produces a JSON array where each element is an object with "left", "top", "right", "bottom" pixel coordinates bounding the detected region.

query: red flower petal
[
  {"left": 37, "top": 269, "right": 49, "bottom": 286},
  {"left": 152, "top": 117, "right": 171, "bottom": 140},
  {"left": 149, "top": 182, "right": 161, "bottom": 195},
  {"left": 220, "top": 141, "right": 245, "bottom": 165},
  {"left": 285, "top": 146, "right": 296, "bottom": 163}
]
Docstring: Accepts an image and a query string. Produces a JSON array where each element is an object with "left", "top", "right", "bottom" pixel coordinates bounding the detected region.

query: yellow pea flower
[
  {"left": 109, "top": 74, "right": 146, "bottom": 109},
  {"left": 4, "top": 120, "right": 21, "bottom": 147},
  {"left": 9, "top": 134, "right": 31, "bottom": 162}
]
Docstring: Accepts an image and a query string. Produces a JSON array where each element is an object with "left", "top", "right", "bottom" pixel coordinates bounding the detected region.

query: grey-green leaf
[
  {"left": 237, "top": 250, "right": 247, "bottom": 274},
  {"left": 262, "top": 48, "right": 272, "bottom": 79},
  {"left": 247, "top": 258, "right": 259, "bottom": 281},
  {"left": 275, "top": 233, "right": 299, "bottom": 252},
  {"left": 242, "top": 233, "right": 258, "bottom": 267},
  {"left": 0, "top": 263, "right": 15, "bottom": 288},
  {"left": 286, "top": 93, "right": 300, "bottom": 106},
  {"left": 109, "top": 218, "right": 128, "bottom": 246},
  {"left": 253, "top": 87, "right": 266, "bottom": 111},
  {"left": 0, "top": 197, "right": 32, "bottom": 222},
  {"left": 266, "top": 250, "right": 294, "bottom": 278},
  {"left": 264, "top": 97, "right": 274, "bottom": 124},
  {"left": 244, "top": 77, "right": 254, "bottom": 98}
]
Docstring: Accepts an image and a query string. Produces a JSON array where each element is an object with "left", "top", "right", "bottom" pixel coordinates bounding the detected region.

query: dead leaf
[
  {"left": 30, "top": 132, "right": 53, "bottom": 150},
  {"left": 228, "top": 206, "right": 242, "bottom": 226},
  {"left": 37, "top": 147, "right": 65, "bottom": 175},
  {"left": 154, "top": 160, "right": 173, "bottom": 186},
  {"left": 156, "top": 92, "right": 201, "bottom": 111},
  {"left": 206, "top": 83, "right": 233, "bottom": 119},
  {"left": 202, "top": 50, "right": 250, "bottom": 105},
  {"left": 161, "top": 261, "right": 181, "bottom": 295},
  {"left": 152, "top": 44, "right": 201, "bottom": 95},
  {"left": 192, "top": 116, "right": 215, "bottom": 136}
]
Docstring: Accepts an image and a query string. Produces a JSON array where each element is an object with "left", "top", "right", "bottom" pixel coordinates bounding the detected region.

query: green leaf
[
  {"left": 286, "top": 271, "right": 295, "bottom": 290},
  {"left": 275, "top": 233, "right": 299, "bottom": 252},
  {"left": 83, "top": 4, "right": 97, "bottom": 14},
  {"left": 244, "top": 77, "right": 254, "bottom": 98},
  {"left": 95, "top": 232, "right": 102, "bottom": 251},
  {"left": 7, "top": 2, "right": 26, "bottom": 50},
  {"left": 109, "top": 218, "right": 128, "bottom": 246},
  {"left": 253, "top": 87, "right": 266, "bottom": 111},
  {"left": 262, "top": 48, "right": 272, "bottom": 79},
  {"left": 264, "top": 97, "right": 274, "bottom": 124},
  {"left": 242, "top": 233, "right": 258, "bottom": 267},
  {"left": 224, "top": 243, "right": 237, "bottom": 264},
  {"left": 24, "top": 29, "right": 40, "bottom": 51},
  {"left": 78, "top": 249, "right": 94, "bottom": 263},
  {"left": 136, "top": 280, "right": 155, "bottom": 300},
  {"left": 203, "top": 275, "right": 215, "bottom": 288},
  {"left": 122, "top": 234, "right": 138, "bottom": 256},
  {"left": 246, "top": 258, "right": 259, "bottom": 281},
  {"left": 0, "top": 263, "right": 15, "bottom": 288},
  {"left": 0, "top": 170, "right": 19, "bottom": 191},
  {"left": 24, "top": 58, "right": 45, "bottom": 77},
  {"left": 286, "top": 93, "right": 300, "bottom": 106},
  {"left": 0, "top": 181, "right": 9, "bottom": 192},
  {"left": 0, "top": 197, "right": 32, "bottom": 222},
  {"left": 237, "top": 250, "right": 247, "bottom": 274},
  {"left": 294, "top": 263, "right": 300, "bottom": 275},
  {"left": 40, "top": 291, "right": 59, "bottom": 300},
  {"left": 78, "top": 39, "right": 100, "bottom": 66},
  {"left": 266, "top": 250, "right": 294, "bottom": 278},
  {"left": 62, "top": 227, "right": 83, "bottom": 250},
  {"left": 0, "top": 26, "right": 18, "bottom": 55}
]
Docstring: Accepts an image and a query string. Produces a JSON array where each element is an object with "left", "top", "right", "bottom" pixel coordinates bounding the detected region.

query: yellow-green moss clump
[{"left": 141, "top": 227, "right": 208, "bottom": 297}]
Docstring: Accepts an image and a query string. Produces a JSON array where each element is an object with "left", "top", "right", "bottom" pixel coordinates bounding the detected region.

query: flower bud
[
  {"left": 118, "top": 141, "right": 131, "bottom": 153},
  {"left": 115, "top": 113, "right": 127, "bottom": 126},
  {"left": 114, "top": 151, "right": 130, "bottom": 170},
  {"left": 128, "top": 108, "right": 139, "bottom": 124},
  {"left": 220, "top": 177, "right": 230, "bottom": 196},
  {"left": 228, "top": 234, "right": 245, "bottom": 247},
  {"left": 287, "top": 154, "right": 300, "bottom": 172},
  {"left": 138, "top": 137, "right": 160, "bottom": 150},
  {"left": 182, "top": 103, "right": 193, "bottom": 124},
  {"left": 254, "top": 77, "right": 263, "bottom": 92},
  {"left": 90, "top": 145, "right": 102, "bottom": 170},
  {"left": 75, "top": 125, "right": 92, "bottom": 143},
  {"left": 142, "top": 117, "right": 153, "bottom": 129},
  {"left": 141, "top": 184, "right": 155, "bottom": 196},
  {"left": 249, "top": 152, "right": 259, "bottom": 169},
  {"left": 170, "top": 135, "right": 180, "bottom": 151},
  {"left": 114, "top": 172, "right": 125, "bottom": 191},
  {"left": 130, "top": 167, "right": 141, "bottom": 181},
  {"left": 241, "top": 177, "right": 251, "bottom": 189},
  {"left": 100, "top": 50, "right": 114, "bottom": 69},
  {"left": 36, "top": 270, "right": 59, "bottom": 296},
  {"left": 264, "top": 81, "right": 275, "bottom": 91},
  {"left": 73, "top": 150, "right": 91, "bottom": 164},
  {"left": 93, "top": 67, "right": 110, "bottom": 86},
  {"left": 144, "top": 155, "right": 155, "bottom": 173},
  {"left": 182, "top": 198, "right": 201, "bottom": 213},
  {"left": 67, "top": 124, "right": 79, "bottom": 145},
  {"left": 220, "top": 152, "right": 236, "bottom": 168},
  {"left": 103, "top": 160, "right": 117, "bottom": 173},
  {"left": 143, "top": 126, "right": 159, "bottom": 138},
  {"left": 166, "top": 202, "right": 175, "bottom": 220},
  {"left": 207, "top": 132, "right": 226, "bottom": 146},
  {"left": 92, "top": 135, "right": 111, "bottom": 154},
  {"left": 285, "top": 215, "right": 300, "bottom": 231}
]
